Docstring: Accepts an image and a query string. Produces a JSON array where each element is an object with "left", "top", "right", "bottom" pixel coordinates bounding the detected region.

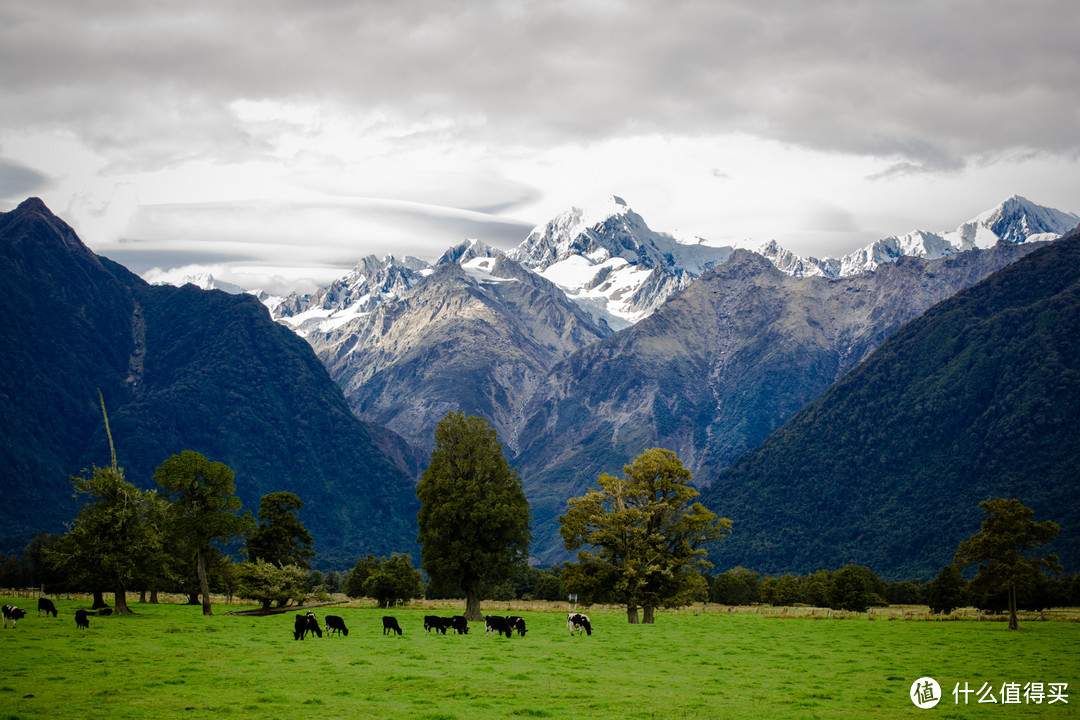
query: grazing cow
[
  {"left": 567, "top": 613, "right": 592, "bottom": 636},
  {"left": 424, "top": 615, "right": 451, "bottom": 634},
  {"left": 382, "top": 616, "right": 402, "bottom": 636},
  {"left": 484, "top": 615, "right": 513, "bottom": 638},
  {"left": 294, "top": 611, "right": 322, "bottom": 640},
  {"left": 75, "top": 609, "right": 90, "bottom": 630},
  {"left": 449, "top": 615, "right": 469, "bottom": 635},
  {"left": 325, "top": 615, "right": 349, "bottom": 637},
  {"left": 506, "top": 616, "right": 527, "bottom": 637},
  {"left": 38, "top": 598, "right": 58, "bottom": 618},
  {"left": 2, "top": 604, "right": 27, "bottom": 629}
]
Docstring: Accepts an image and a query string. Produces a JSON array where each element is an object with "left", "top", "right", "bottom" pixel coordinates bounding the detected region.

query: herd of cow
[
  {"left": 293, "top": 611, "right": 594, "bottom": 640},
  {"left": 3, "top": 600, "right": 103, "bottom": 631},
  {"left": 3, "top": 601, "right": 594, "bottom": 640}
]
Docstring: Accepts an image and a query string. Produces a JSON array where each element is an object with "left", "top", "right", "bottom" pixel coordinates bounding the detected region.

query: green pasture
[{"left": 1, "top": 597, "right": 1078, "bottom": 720}]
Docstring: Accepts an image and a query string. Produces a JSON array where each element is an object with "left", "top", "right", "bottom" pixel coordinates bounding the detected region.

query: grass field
[{"left": 2, "top": 596, "right": 1078, "bottom": 719}]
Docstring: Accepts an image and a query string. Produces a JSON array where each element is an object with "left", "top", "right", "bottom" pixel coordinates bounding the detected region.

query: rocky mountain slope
[
  {"left": 512, "top": 241, "right": 1052, "bottom": 563},
  {"left": 0, "top": 198, "right": 419, "bottom": 566},
  {"left": 307, "top": 243, "right": 611, "bottom": 452},
  {"left": 699, "top": 227, "right": 1080, "bottom": 580}
]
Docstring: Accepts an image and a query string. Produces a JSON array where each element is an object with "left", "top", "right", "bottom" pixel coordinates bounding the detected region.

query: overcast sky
[{"left": 2, "top": 0, "right": 1078, "bottom": 294}]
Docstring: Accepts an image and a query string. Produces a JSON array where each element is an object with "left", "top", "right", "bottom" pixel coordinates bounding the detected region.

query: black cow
[
  {"left": 75, "top": 609, "right": 90, "bottom": 630},
  {"left": 506, "top": 615, "right": 527, "bottom": 637},
  {"left": 2, "top": 604, "right": 26, "bottom": 629},
  {"left": 424, "top": 615, "right": 448, "bottom": 634},
  {"left": 325, "top": 615, "right": 349, "bottom": 637},
  {"left": 450, "top": 615, "right": 469, "bottom": 634},
  {"left": 382, "top": 616, "right": 402, "bottom": 635},
  {"left": 38, "top": 597, "right": 58, "bottom": 617},
  {"left": 484, "top": 615, "right": 513, "bottom": 638},
  {"left": 567, "top": 612, "right": 592, "bottom": 636},
  {"left": 294, "top": 612, "right": 321, "bottom": 640}
]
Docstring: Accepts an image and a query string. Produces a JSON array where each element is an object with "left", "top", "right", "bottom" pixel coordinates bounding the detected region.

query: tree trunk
[
  {"left": 465, "top": 593, "right": 483, "bottom": 621},
  {"left": 91, "top": 589, "right": 108, "bottom": 610},
  {"left": 196, "top": 549, "right": 213, "bottom": 616},
  {"left": 139, "top": 589, "right": 147, "bottom": 603},
  {"left": 150, "top": 589, "right": 159, "bottom": 604},
  {"left": 186, "top": 592, "right": 200, "bottom": 605},
  {"left": 642, "top": 605, "right": 656, "bottom": 624},
  {"left": 626, "top": 606, "right": 640, "bottom": 623},
  {"left": 114, "top": 588, "right": 133, "bottom": 615},
  {"left": 1008, "top": 585, "right": 1019, "bottom": 631}
]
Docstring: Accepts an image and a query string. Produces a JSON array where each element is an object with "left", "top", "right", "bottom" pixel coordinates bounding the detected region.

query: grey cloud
[
  {"left": 0, "top": 158, "right": 50, "bottom": 198},
  {"left": 2, "top": 0, "right": 1078, "bottom": 172}
]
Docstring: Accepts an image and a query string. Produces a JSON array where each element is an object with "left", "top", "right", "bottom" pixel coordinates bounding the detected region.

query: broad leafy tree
[
  {"left": 234, "top": 559, "right": 308, "bottom": 608},
  {"left": 560, "top": 447, "right": 731, "bottom": 623},
  {"left": 925, "top": 565, "right": 966, "bottom": 615},
  {"left": 416, "top": 411, "right": 531, "bottom": 621},
  {"left": 363, "top": 553, "right": 424, "bottom": 608},
  {"left": 344, "top": 554, "right": 382, "bottom": 599},
  {"left": 48, "top": 466, "right": 162, "bottom": 614},
  {"left": 245, "top": 491, "right": 315, "bottom": 570},
  {"left": 954, "top": 497, "right": 1061, "bottom": 630},
  {"left": 153, "top": 450, "right": 253, "bottom": 615}
]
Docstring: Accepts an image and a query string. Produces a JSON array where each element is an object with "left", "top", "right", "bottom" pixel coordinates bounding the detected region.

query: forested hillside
[
  {"left": 0, "top": 198, "right": 419, "bottom": 566},
  {"left": 700, "top": 227, "right": 1080, "bottom": 579}
]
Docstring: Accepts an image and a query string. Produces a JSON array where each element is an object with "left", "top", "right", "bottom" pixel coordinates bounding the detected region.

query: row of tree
[
  {"left": 710, "top": 564, "right": 1080, "bottom": 615},
  {"left": 4, "top": 409, "right": 1066, "bottom": 631}
]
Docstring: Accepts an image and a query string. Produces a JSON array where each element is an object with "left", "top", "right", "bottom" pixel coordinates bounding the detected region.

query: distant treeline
[{"left": 708, "top": 565, "right": 1080, "bottom": 614}]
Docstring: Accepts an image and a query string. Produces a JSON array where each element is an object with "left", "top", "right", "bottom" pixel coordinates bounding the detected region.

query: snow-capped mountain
[
  {"left": 154, "top": 272, "right": 247, "bottom": 295},
  {"left": 508, "top": 196, "right": 734, "bottom": 329},
  {"left": 758, "top": 195, "right": 1078, "bottom": 278},
  {"left": 273, "top": 254, "right": 431, "bottom": 335}
]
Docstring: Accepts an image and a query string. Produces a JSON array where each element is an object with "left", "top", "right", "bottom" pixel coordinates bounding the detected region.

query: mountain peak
[{"left": 1, "top": 196, "right": 91, "bottom": 258}]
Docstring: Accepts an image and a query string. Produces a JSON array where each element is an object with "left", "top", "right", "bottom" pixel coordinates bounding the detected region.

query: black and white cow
[
  {"left": 325, "top": 615, "right": 349, "bottom": 637},
  {"left": 506, "top": 615, "right": 527, "bottom": 636},
  {"left": 294, "top": 611, "right": 322, "bottom": 640},
  {"left": 449, "top": 615, "right": 469, "bottom": 635},
  {"left": 382, "top": 616, "right": 402, "bottom": 636},
  {"left": 484, "top": 615, "right": 513, "bottom": 638},
  {"left": 38, "top": 597, "right": 58, "bottom": 617},
  {"left": 2, "top": 604, "right": 27, "bottom": 629},
  {"left": 567, "top": 613, "right": 592, "bottom": 636},
  {"left": 75, "top": 609, "right": 90, "bottom": 630}
]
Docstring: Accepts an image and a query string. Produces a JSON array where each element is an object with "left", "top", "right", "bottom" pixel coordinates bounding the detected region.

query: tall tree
[
  {"left": 153, "top": 450, "right": 253, "bottom": 616},
  {"left": 416, "top": 411, "right": 531, "bottom": 621},
  {"left": 560, "top": 447, "right": 731, "bottom": 623},
  {"left": 245, "top": 491, "right": 315, "bottom": 570},
  {"left": 954, "top": 497, "right": 1061, "bottom": 630},
  {"left": 48, "top": 466, "right": 162, "bottom": 614}
]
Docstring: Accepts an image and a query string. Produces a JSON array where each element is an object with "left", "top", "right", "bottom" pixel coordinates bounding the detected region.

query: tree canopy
[
  {"left": 48, "top": 466, "right": 162, "bottom": 614},
  {"left": 560, "top": 447, "right": 731, "bottom": 623},
  {"left": 416, "top": 411, "right": 531, "bottom": 620},
  {"left": 153, "top": 450, "right": 253, "bottom": 615},
  {"left": 954, "top": 497, "right": 1061, "bottom": 630},
  {"left": 245, "top": 491, "right": 315, "bottom": 570}
]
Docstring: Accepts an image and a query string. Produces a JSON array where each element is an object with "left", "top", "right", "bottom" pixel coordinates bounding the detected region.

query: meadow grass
[{"left": 1, "top": 596, "right": 1078, "bottom": 719}]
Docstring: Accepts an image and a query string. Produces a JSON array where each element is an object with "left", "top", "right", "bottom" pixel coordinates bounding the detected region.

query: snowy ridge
[
  {"left": 508, "top": 195, "right": 733, "bottom": 328},
  {"left": 273, "top": 254, "right": 430, "bottom": 336},
  {"left": 759, "top": 195, "right": 1078, "bottom": 278},
  {"left": 154, "top": 271, "right": 247, "bottom": 295}
]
